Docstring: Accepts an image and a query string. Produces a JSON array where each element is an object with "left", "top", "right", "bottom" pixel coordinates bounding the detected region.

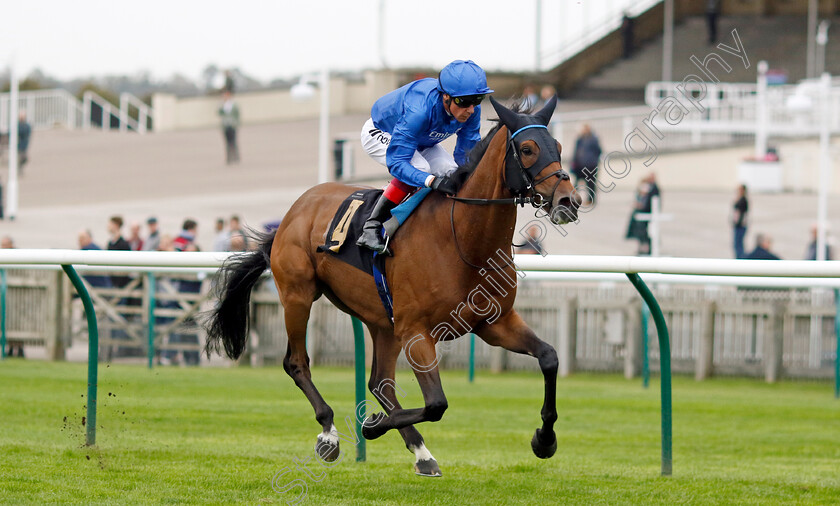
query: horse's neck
[{"left": 449, "top": 128, "right": 517, "bottom": 256}]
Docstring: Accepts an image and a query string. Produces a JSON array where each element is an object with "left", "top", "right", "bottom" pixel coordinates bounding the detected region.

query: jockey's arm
[
  {"left": 385, "top": 108, "right": 435, "bottom": 188},
  {"left": 453, "top": 107, "right": 482, "bottom": 167}
]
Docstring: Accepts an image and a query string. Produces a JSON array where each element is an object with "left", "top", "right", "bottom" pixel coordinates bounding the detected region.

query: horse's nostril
[
  {"left": 558, "top": 197, "right": 577, "bottom": 211},
  {"left": 551, "top": 200, "right": 578, "bottom": 223}
]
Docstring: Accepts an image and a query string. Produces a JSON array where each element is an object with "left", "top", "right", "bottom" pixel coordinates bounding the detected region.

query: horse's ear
[
  {"left": 533, "top": 95, "right": 557, "bottom": 126},
  {"left": 490, "top": 97, "right": 521, "bottom": 130}
]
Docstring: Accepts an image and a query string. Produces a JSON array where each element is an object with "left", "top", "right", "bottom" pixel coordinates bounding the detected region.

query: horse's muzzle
[{"left": 549, "top": 194, "right": 581, "bottom": 225}]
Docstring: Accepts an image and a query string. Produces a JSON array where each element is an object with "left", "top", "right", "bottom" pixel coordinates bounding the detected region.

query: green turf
[{"left": 0, "top": 360, "right": 838, "bottom": 505}]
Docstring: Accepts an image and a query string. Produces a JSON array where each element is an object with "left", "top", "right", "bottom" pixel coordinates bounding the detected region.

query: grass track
[{"left": 1, "top": 360, "right": 839, "bottom": 504}]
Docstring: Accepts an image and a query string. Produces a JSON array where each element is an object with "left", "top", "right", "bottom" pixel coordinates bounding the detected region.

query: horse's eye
[{"left": 521, "top": 147, "right": 533, "bottom": 156}]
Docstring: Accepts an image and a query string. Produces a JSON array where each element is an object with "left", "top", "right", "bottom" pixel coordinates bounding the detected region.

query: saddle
[{"left": 317, "top": 188, "right": 433, "bottom": 323}]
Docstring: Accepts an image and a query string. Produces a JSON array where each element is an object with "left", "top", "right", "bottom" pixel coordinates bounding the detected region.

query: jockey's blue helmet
[{"left": 437, "top": 60, "right": 494, "bottom": 97}]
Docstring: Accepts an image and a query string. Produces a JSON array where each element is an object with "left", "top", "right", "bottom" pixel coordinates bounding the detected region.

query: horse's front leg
[
  {"left": 475, "top": 310, "right": 558, "bottom": 459},
  {"left": 362, "top": 332, "right": 448, "bottom": 442}
]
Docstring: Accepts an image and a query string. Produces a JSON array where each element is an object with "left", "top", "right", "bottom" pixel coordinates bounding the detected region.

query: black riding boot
[{"left": 356, "top": 195, "right": 398, "bottom": 254}]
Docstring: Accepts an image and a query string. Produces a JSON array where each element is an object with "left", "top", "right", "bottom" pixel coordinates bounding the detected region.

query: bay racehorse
[{"left": 204, "top": 96, "right": 580, "bottom": 476}]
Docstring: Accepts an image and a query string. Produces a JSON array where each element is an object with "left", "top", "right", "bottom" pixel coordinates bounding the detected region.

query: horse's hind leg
[
  {"left": 367, "top": 326, "right": 441, "bottom": 477},
  {"left": 276, "top": 268, "right": 341, "bottom": 461}
]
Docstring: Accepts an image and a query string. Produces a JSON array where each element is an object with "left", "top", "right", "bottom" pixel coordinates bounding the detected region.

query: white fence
[
  {"left": 0, "top": 88, "right": 152, "bottom": 133},
  {"left": 0, "top": 89, "right": 83, "bottom": 132},
  {"left": 0, "top": 250, "right": 837, "bottom": 383},
  {"left": 553, "top": 74, "right": 840, "bottom": 157}
]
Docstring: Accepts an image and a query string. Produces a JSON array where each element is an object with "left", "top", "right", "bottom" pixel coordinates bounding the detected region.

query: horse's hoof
[
  {"left": 531, "top": 428, "right": 557, "bottom": 459},
  {"left": 414, "top": 458, "right": 442, "bottom": 477},
  {"left": 315, "top": 436, "right": 341, "bottom": 462},
  {"left": 361, "top": 413, "right": 387, "bottom": 440}
]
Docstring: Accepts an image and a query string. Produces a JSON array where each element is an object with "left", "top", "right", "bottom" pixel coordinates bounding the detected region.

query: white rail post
[
  {"left": 119, "top": 93, "right": 128, "bottom": 133},
  {"left": 318, "top": 68, "right": 330, "bottom": 184},
  {"left": 816, "top": 72, "right": 832, "bottom": 262},
  {"left": 103, "top": 102, "right": 111, "bottom": 130},
  {"left": 67, "top": 91, "right": 76, "bottom": 130},
  {"left": 7, "top": 57, "right": 19, "bottom": 220},
  {"left": 662, "top": 0, "right": 674, "bottom": 82},
  {"left": 755, "top": 61, "right": 768, "bottom": 159},
  {"left": 83, "top": 92, "right": 91, "bottom": 130},
  {"left": 139, "top": 105, "right": 148, "bottom": 134}
]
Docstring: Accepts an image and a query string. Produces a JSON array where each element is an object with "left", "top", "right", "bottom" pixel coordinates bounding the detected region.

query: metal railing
[
  {"left": 0, "top": 88, "right": 152, "bottom": 133},
  {"left": 0, "top": 89, "right": 84, "bottom": 132},
  {"left": 119, "top": 92, "right": 153, "bottom": 133},
  {"left": 539, "top": 0, "right": 662, "bottom": 70},
  {"left": 556, "top": 75, "right": 840, "bottom": 156},
  {"left": 642, "top": 78, "right": 840, "bottom": 139}
]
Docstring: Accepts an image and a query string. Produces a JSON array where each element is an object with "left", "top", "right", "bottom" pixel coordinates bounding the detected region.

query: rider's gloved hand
[{"left": 429, "top": 176, "right": 457, "bottom": 196}]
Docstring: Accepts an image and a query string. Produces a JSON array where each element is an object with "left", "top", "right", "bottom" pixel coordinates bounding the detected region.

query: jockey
[{"left": 356, "top": 59, "right": 494, "bottom": 253}]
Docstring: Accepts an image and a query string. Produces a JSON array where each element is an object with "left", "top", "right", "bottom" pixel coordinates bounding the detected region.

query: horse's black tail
[{"left": 204, "top": 229, "right": 276, "bottom": 360}]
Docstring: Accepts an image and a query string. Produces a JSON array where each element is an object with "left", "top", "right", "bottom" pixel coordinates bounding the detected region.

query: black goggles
[{"left": 451, "top": 94, "right": 485, "bottom": 108}]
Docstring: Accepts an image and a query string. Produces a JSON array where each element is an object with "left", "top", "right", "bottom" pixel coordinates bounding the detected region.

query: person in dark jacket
[
  {"left": 626, "top": 173, "right": 661, "bottom": 256},
  {"left": 18, "top": 112, "right": 32, "bottom": 172},
  {"left": 78, "top": 229, "right": 112, "bottom": 289},
  {"left": 746, "top": 234, "right": 780, "bottom": 260},
  {"left": 571, "top": 124, "right": 603, "bottom": 205},
  {"left": 804, "top": 225, "right": 833, "bottom": 260},
  {"left": 732, "top": 184, "right": 749, "bottom": 259}
]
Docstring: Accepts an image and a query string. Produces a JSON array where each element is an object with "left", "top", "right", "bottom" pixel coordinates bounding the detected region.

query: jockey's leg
[
  {"left": 418, "top": 144, "right": 458, "bottom": 177},
  {"left": 356, "top": 179, "right": 412, "bottom": 254}
]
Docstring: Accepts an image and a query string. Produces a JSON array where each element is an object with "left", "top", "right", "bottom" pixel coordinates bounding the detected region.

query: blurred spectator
[
  {"left": 78, "top": 229, "right": 112, "bottom": 289},
  {"left": 625, "top": 173, "right": 661, "bottom": 256},
  {"left": 746, "top": 234, "right": 781, "bottom": 260},
  {"left": 141, "top": 217, "right": 161, "bottom": 252},
  {"left": 706, "top": 0, "right": 721, "bottom": 45},
  {"left": 229, "top": 214, "right": 249, "bottom": 250},
  {"left": 571, "top": 124, "right": 603, "bottom": 205},
  {"left": 213, "top": 217, "right": 230, "bottom": 251},
  {"left": 522, "top": 85, "right": 538, "bottom": 111},
  {"left": 18, "top": 111, "right": 31, "bottom": 173},
  {"left": 805, "top": 224, "right": 833, "bottom": 260},
  {"left": 105, "top": 215, "right": 136, "bottom": 358},
  {"left": 173, "top": 219, "right": 199, "bottom": 252},
  {"left": 107, "top": 215, "right": 130, "bottom": 252},
  {"left": 158, "top": 234, "right": 175, "bottom": 251},
  {"left": 732, "top": 184, "right": 749, "bottom": 259},
  {"left": 1, "top": 236, "right": 14, "bottom": 249},
  {"left": 78, "top": 229, "right": 100, "bottom": 251},
  {"left": 127, "top": 221, "right": 143, "bottom": 251},
  {"left": 229, "top": 232, "right": 247, "bottom": 252},
  {"left": 218, "top": 91, "right": 240, "bottom": 164},
  {"left": 170, "top": 219, "right": 203, "bottom": 366},
  {"left": 107, "top": 215, "right": 131, "bottom": 288},
  {"left": 516, "top": 225, "right": 545, "bottom": 255},
  {"left": 539, "top": 85, "right": 557, "bottom": 107},
  {"left": 621, "top": 12, "right": 634, "bottom": 58}
]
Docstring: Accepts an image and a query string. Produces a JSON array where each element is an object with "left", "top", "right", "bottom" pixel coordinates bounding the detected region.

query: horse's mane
[{"left": 449, "top": 100, "right": 528, "bottom": 190}]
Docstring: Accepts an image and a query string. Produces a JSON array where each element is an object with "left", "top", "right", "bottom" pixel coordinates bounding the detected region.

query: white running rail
[{"left": 0, "top": 250, "right": 839, "bottom": 279}]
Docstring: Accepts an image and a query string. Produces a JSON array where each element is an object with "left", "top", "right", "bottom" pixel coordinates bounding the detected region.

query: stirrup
[{"left": 380, "top": 234, "right": 392, "bottom": 256}]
